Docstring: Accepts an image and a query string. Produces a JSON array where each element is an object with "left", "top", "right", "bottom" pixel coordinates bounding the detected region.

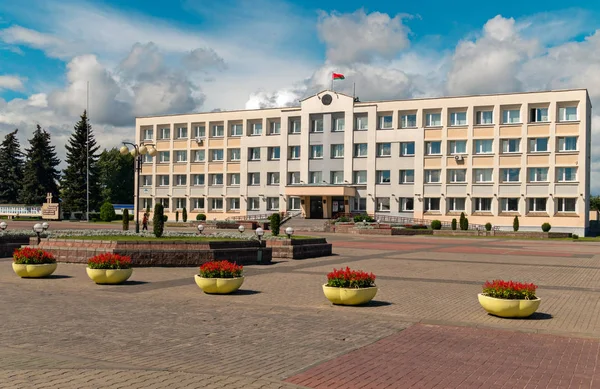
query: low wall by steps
[{"left": 266, "top": 238, "right": 332, "bottom": 259}]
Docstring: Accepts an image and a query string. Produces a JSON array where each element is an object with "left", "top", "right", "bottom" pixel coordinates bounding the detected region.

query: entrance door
[{"left": 310, "top": 197, "right": 323, "bottom": 219}]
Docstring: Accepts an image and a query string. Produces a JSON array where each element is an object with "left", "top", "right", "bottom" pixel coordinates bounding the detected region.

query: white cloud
[
  {"left": 0, "top": 75, "right": 25, "bottom": 91},
  {"left": 0, "top": 25, "right": 75, "bottom": 59},
  {"left": 183, "top": 48, "right": 227, "bottom": 73}
]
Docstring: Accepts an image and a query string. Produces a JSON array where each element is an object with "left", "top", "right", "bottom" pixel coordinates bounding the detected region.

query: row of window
[
  {"left": 424, "top": 137, "right": 577, "bottom": 156},
  {"left": 142, "top": 196, "right": 300, "bottom": 212}
]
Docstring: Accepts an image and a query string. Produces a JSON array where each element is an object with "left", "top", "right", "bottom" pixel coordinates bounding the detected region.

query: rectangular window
[
  {"left": 310, "top": 145, "right": 323, "bottom": 159},
  {"left": 159, "top": 151, "right": 170, "bottom": 163},
  {"left": 353, "top": 197, "right": 367, "bottom": 211},
  {"left": 142, "top": 154, "right": 153, "bottom": 163},
  {"left": 192, "top": 198, "right": 205, "bottom": 210},
  {"left": 230, "top": 124, "right": 243, "bottom": 136},
  {"left": 251, "top": 122, "right": 263, "bottom": 136},
  {"left": 473, "top": 169, "right": 493, "bottom": 183},
  {"left": 400, "top": 114, "right": 417, "bottom": 128},
  {"left": 447, "top": 198, "right": 466, "bottom": 211},
  {"left": 354, "top": 143, "right": 368, "bottom": 157},
  {"left": 158, "top": 175, "right": 169, "bottom": 186},
  {"left": 557, "top": 198, "right": 576, "bottom": 212},
  {"left": 425, "top": 169, "right": 441, "bottom": 183},
  {"left": 528, "top": 198, "right": 547, "bottom": 212},
  {"left": 502, "top": 139, "right": 520, "bottom": 153},
  {"left": 175, "top": 150, "right": 187, "bottom": 163},
  {"left": 309, "top": 171, "right": 322, "bottom": 184},
  {"left": 210, "top": 149, "right": 224, "bottom": 161},
  {"left": 210, "top": 174, "right": 223, "bottom": 186},
  {"left": 379, "top": 115, "right": 393, "bottom": 129},
  {"left": 176, "top": 127, "right": 188, "bottom": 139},
  {"left": 228, "top": 173, "right": 240, "bottom": 186},
  {"left": 248, "top": 197, "right": 260, "bottom": 211},
  {"left": 376, "top": 143, "right": 391, "bottom": 157},
  {"left": 376, "top": 170, "right": 391, "bottom": 184},
  {"left": 228, "top": 198, "right": 240, "bottom": 211},
  {"left": 175, "top": 198, "right": 186, "bottom": 210},
  {"left": 142, "top": 198, "right": 153, "bottom": 210},
  {"left": 249, "top": 147, "right": 261, "bottom": 161},
  {"left": 311, "top": 118, "right": 323, "bottom": 133},
  {"left": 192, "top": 150, "right": 205, "bottom": 162},
  {"left": 558, "top": 136, "right": 577, "bottom": 152},
  {"left": 399, "top": 170, "right": 414, "bottom": 184},
  {"left": 376, "top": 197, "right": 390, "bottom": 211},
  {"left": 400, "top": 198, "right": 414, "bottom": 212},
  {"left": 500, "top": 198, "right": 519, "bottom": 212},
  {"left": 355, "top": 115, "right": 368, "bottom": 131},
  {"left": 333, "top": 117, "right": 345, "bottom": 132},
  {"left": 353, "top": 170, "right": 367, "bottom": 184},
  {"left": 424, "top": 198, "right": 440, "bottom": 212},
  {"left": 501, "top": 168, "right": 520, "bottom": 183},
  {"left": 174, "top": 174, "right": 187, "bottom": 186},
  {"left": 474, "top": 139, "right": 493, "bottom": 154},
  {"left": 267, "top": 172, "right": 280, "bottom": 185},
  {"left": 474, "top": 198, "right": 492, "bottom": 212},
  {"left": 331, "top": 144, "right": 344, "bottom": 158},
  {"left": 556, "top": 167, "right": 577, "bottom": 182},
  {"left": 425, "top": 113, "right": 442, "bottom": 127},
  {"left": 288, "top": 197, "right": 301, "bottom": 211},
  {"left": 268, "top": 147, "right": 280, "bottom": 160},
  {"left": 211, "top": 125, "right": 224, "bottom": 137},
  {"left": 331, "top": 171, "right": 344, "bottom": 184},
  {"left": 450, "top": 112, "right": 467, "bottom": 126},
  {"left": 288, "top": 172, "right": 300, "bottom": 184},
  {"left": 228, "top": 148, "right": 241, "bottom": 161},
  {"left": 448, "top": 140, "right": 467, "bottom": 155},
  {"left": 193, "top": 126, "right": 205, "bottom": 138},
  {"left": 529, "top": 138, "right": 549, "bottom": 153},
  {"left": 502, "top": 109, "right": 521, "bottom": 124},
  {"left": 159, "top": 127, "right": 170, "bottom": 139},
  {"left": 142, "top": 128, "right": 154, "bottom": 140},
  {"left": 192, "top": 174, "right": 205, "bottom": 186},
  {"left": 559, "top": 107, "right": 578, "bottom": 122},
  {"left": 158, "top": 198, "right": 169, "bottom": 208},
  {"left": 448, "top": 169, "right": 467, "bottom": 183},
  {"left": 289, "top": 119, "right": 301, "bottom": 134},
  {"left": 267, "top": 197, "right": 279, "bottom": 211},
  {"left": 530, "top": 108, "right": 549, "bottom": 123},
  {"left": 211, "top": 198, "right": 223, "bottom": 210},
  {"left": 425, "top": 141, "right": 442, "bottom": 155},
  {"left": 248, "top": 173, "right": 260, "bottom": 186},
  {"left": 269, "top": 121, "right": 281, "bottom": 135},
  {"left": 528, "top": 168, "right": 549, "bottom": 182},
  {"left": 476, "top": 111, "right": 493, "bottom": 125},
  {"left": 400, "top": 142, "right": 415, "bottom": 156},
  {"left": 289, "top": 146, "right": 300, "bottom": 159},
  {"left": 141, "top": 175, "right": 152, "bottom": 186}
]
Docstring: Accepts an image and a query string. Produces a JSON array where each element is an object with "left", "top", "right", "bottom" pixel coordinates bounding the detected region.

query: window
[
  {"left": 269, "top": 121, "right": 281, "bottom": 135},
  {"left": 425, "top": 169, "right": 441, "bottom": 183},
  {"left": 310, "top": 145, "right": 323, "bottom": 159},
  {"left": 376, "top": 143, "right": 391, "bottom": 157},
  {"left": 557, "top": 198, "right": 576, "bottom": 212},
  {"left": 450, "top": 112, "right": 467, "bottom": 126},
  {"left": 251, "top": 122, "right": 262, "bottom": 136},
  {"left": 309, "top": 171, "right": 322, "bottom": 184},
  {"left": 528, "top": 198, "right": 547, "bottom": 212},
  {"left": 502, "top": 109, "right": 521, "bottom": 124},
  {"left": 376, "top": 197, "right": 390, "bottom": 211},
  {"left": 228, "top": 173, "right": 240, "bottom": 186},
  {"left": 559, "top": 107, "right": 578, "bottom": 122},
  {"left": 288, "top": 197, "right": 301, "bottom": 211},
  {"left": 447, "top": 198, "right": 466, "bottom": 211},
  {"left": 267, "top": 197, "right": 279, "bottom": 211},
  {"left": 142, "top": 198, "right": 153, "bottom": 210},
  {"left": 142, "top": 128, "right": 154, "bottom": 140},
  {"left": 247, "top": 197, "right": 260, "bottom": 211},
  {"left": 268, "top": 147, "right": 280, "bottom": 160},
  {"left": 174, "top": 175, "right": 187, "bottom": 186},
  {"left": 210, "top": 149, "right": 224, "bottom": 161},
  {"left": 353, "top": 170, "right": 367, "bottom": 184},
  {"left": 248, "top": 172, "right": 260, "bottom": 186},
  {"left": 400, "top": 114, "right": 416, "bottom": 128},
  {"left": 379, "top": 115, "right": 393, "bottom": 129},
  {"left": 425, "top": 141, "right": 442, "bottom": 155},
  {"left": 331, "top": 171, "right": 344, "bottom": 184},
  {"left": 289, "top": 146, "right": 300, "bottom": 159},
  {"left": 474, "top": 139, "right": 493, "bottom": 154},
  {"left": 192, "top": 174, "right": 205, "bottom": 186},
  {"left": 353, "top": 197, "right": 367, "bottom": 211},
  {"left": 229, "top": 148, "right": 241, "bottom": 161},
  {"left": 159, "top": 127, "right": 170, "bottom": 139},
  {"left": 211, "top": 198, "right": 223, "bottom": 210},
  {"left": 529, "top": 138, "right": 549, "bottom": 153},
  {"left": 211, "top": 125, "right": 224, "bottom": 137},
  {"left": 158, "top": 175, "right": 169, "bottom": 186},
  {"left": 376, "top": 170, "right": 391, "bottom": 184},
  {"left": 473, "top": 169, "right": 493, "bottom": 183},
  {"left": 175, "top": 198, "right": 186, "bottom": 210},
  {"left": 267, "top": 172, "right": 280, "bottom": 185},
  {"left": 476, "top": 111, "right": 493, "bottom": 125},
  {"left": 448, "top": 169, "right": 467, "bottom": 183},
  {"left": 556, "top": 167, "right": 577, "bottom": 182},
  {"left": 501, "top": 139, "right": 520, "bottom": 153},
  {"left": 530, "top": 108, "right": 549, "bottom": 123},
  {"left": 142, "top": 176, "right": 152, "bottom": 186},
  {"left": 230, "top": 124, "right": 243, "bottom": 136},
  {"left": 210, "top": 174, "right": 223, "bottom": 185},
  {"left": 448, "top": 140, "right": 467, "bottom": 155},
  {"left": 474, "top": 198, "right": 492, "bottom": 212},
  {"left": 142, "top": 154, "right": 153, "bottom": 163},
  {"left": 289, "top": 119, "right": 301, "bottom": 134},
  {"left": 249, "top": 147, "right": 261, "bottom": 161},
  {"left": 424, "top": 198, "right": 440, "bottom": 212},
  {"left": 288, "top": 172, "right": 300, "bottom": 184},
  {"left": 192, "top": 198, "right": 205, "bottom": 210},
  {"left": 501, "top": 168, "right": 520, "bottom": 183},
  {"left": 311, "top": 118, "right": 323, "bottom": 133},
  {"left": 192, "top": 150, "right": 205, "bottom": 162},
  {"left": 193, "top": 126, "right": 205, "bottom": 138},
  {"left": 159, "top": 151, "right": 170, "bottom": 163},
  {"left": 157, "top": 198, "right": 169, "bottom": 208},
  {"left": 399, "top": 170, "right": 414, "bottom": 184},
  {"left": 333, "top": 117, "right": 345, "bottom": 132},
  {"left": 331, "top": 144, "right": 344, "bottom": 158},
  {"left": 176, "top": 127, "right": 188, "bottom": 139},
  {"left": 354, "top": 143, "right": 368, "bottom": 157},
  {"left": 558, "top": 137, "right": 577, "bottom": 152},
  {"left": 355, "top": 115, "right": 368, "bottom": 131},
  {"left": 175, "top": 150, "right": 187, "bottom": 163},
  {"left": 400, "top": 198, "right": 414, "bottom": 212},
  {"left": 528, "top": 168, "right": 548, "bottom": 182},
  {"left": 400, "top": 142, "right": 415, "bottom": 156},
  {"left": 425, "top": 113, "right": 442, "bottom": 127},
  {"left": 500, "top": 198, "right": 519, "bottom": 212},
  {"left": 228, "top": 198, "right": 240, "bottom": 211}
]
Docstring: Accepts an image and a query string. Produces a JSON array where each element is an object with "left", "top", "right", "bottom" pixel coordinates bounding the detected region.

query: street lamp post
[{"left": 120, "top": 142, "right": 157, "bottom": 233}]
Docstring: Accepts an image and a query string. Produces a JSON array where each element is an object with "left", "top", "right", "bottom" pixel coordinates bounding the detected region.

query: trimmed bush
[
  {"left": 175, "top": 210, "right": 179, "bottom": 222},
  {"left": 513, "top": 216, "right": 519, "bottom": 232},
  {"left": 196, "top": 213, "right": 206, "bottom": 221},
  {"left": 270, "top": 212, "right": 281, "bottom": 236},
  {"left": 459, "top": 212, "right": 467, "bottom": 231},
  {"left": 572, "top": 234, "right": 579, "bottom": 239},
  {"left": 464, "top": 218, "right": 469, "bottom": 230},
  {"left": 485, "top": 222, "right": 492, "bottom": 231},
  {"left": 451, "top": 218, "right": 457, "bottom": 230},
  {"left": 163, "top": 215, "right": 168, "bottom": 222},
  {"left": 431, "top": 220, "right": 442, "bottom": 230},
  {"left": 153, "top": 204, "right": 165, "bottom": 237},
  {"left": 541, "top": 222, "right": 551, "bottom": 232},
  {"left": 100, "top": 202, "right": 116, "bottom": 222},
  {"left": 122, "top": 209, "right": 129, "bottom": 231},
  {"left": 182, "top": 207, "right": 187, "bottom": 222}
]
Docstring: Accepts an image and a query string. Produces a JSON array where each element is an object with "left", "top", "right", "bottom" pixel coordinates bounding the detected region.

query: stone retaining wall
[
  {"left": 432, "top": 230, "right": 571, "bottom": 238},
  {"left": 347, "top": 228, "right": 433, "bottom": 236},
  {"left": 266, "top": 238, "right": 332, "bottom": 259},
  {"left": 0, "top": 236, "right": 30, "bottom": 257}
]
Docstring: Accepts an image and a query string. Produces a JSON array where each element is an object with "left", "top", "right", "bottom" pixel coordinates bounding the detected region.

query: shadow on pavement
[{"left": 232, "top": 289, "right": 261, "bottom": 295}]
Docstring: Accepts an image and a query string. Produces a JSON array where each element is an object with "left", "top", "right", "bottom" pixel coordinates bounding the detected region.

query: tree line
[{"left": 0, "top": 111, "right": 134, "bottom": 215}]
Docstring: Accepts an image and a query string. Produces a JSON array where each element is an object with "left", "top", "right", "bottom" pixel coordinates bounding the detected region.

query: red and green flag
[{"left": 332, "top": 73, "right": 345, "bottom": 80}]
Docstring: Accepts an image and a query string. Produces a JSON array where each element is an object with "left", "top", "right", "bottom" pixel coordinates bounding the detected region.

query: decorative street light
[
  {"left": 255, "top": 227, "right": 264, "bottom": 242},
  {"left": 33, "top": 223, "right": 44, "bottom": 244},
  {"left": 120, "top": 142, "right": 157, "bottom": 233},
  {"left": 0, "top": 221, "right": 7, "bottom": 231},
  {"left": 285, "top": 226, "right": 294, "bottom": 239},
  {"left": 238, "top": 225, "right": 245, "bottom": 235},
  {"left": 197, "top": 224, "right": 205, "bottom": 235},
  {"left": 42, "top": 222, "right": 49, "bottom": 231}
]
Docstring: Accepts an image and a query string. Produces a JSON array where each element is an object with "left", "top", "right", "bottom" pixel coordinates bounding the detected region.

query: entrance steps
[{"left": 283, "top": 217, "right": 331, "bottom": 232}]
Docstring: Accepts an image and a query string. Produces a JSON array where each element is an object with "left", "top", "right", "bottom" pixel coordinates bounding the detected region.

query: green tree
[
  {"left": 20, "top": 125, "right": 61, "bottom": 204},
  {"left": 61, "top": 111, "right": 101, "bottom": 215},
  {"left": 153, "top": 203, "right": 165, "bottom": 237},
  {"left": 270, "top": 213, "right": 281, "bottom": 236},
  {"left": 513, "top": 216, "right": 519, "bottom": 232},
  {"left": 590, "top": 195, "right": 600, "bottom": 212},
  {"left": 459, "top": 212, "right": 467, "bottom": 231},
  {"left": 0, "top": 129, "right": 24, "bottom": 204},
  {"left": 182, "top": 207, "right": 187, "bottom": 222},
  {"left": 98, "top": 148, "right": 134, "bottom": 204},
  {"left": 100, "top": 202, "right": 116, "bottom": 222}
]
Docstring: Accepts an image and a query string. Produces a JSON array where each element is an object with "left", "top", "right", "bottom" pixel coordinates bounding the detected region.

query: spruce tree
[
  {"left": 61, "top": 111, "right": 101, "bottom": 215},
  {"left": 0, "top": 129, "right": 24, "bottom": 204},
  {"left": 20, "top": 125, "right": 61, "bottom": 205}
]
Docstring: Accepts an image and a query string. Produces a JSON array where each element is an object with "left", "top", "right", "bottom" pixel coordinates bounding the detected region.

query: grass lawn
[{"left": 61, "top": 235, "right": 246, "bottom": 242}]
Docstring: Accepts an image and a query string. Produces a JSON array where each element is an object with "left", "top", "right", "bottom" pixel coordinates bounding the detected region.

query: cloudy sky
[{"left": 1, "top": 1, "right": 600, "bottom": 191}]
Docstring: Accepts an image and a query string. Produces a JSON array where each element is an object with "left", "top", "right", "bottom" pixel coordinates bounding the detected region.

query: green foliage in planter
[
  {"left": 337, "top": 216, "right": 350, "bottom": 222},
  {"left": 153, "top": 203, "right": 165, "bottom": 237},
  {"left": 431, "top": 220, "right": 442, "bottom": 230},
  {"left": 451, "top": 218, "right": 457, "bottom": 230},
  {"left": 541, "top": 222, "right": 551, "bottom": 232},
  {"left": 122, "top": 209, "right": 129, "bottom": 231},
  {"left": 196, "top": 213, "right": 206, "bottom": 221},
  {"left": 175, "top": 210, "right": 179, "bottom": 222},
  {"left": 485, "top": 222, "right": 492, "bottom": 231},
  {"left": 270, "top": 212, "right": 281, "bottom": 236},
  {"left": 353, "top": 214, "right": 375, "bottom": 223},
  {"left": 513, "top": 216, "right": 519, "bottom": 232},
  {"left": 182, "top": 207, "right": 187, "bottom": 222},
  {"left": 99, "top": 202, "right": 116, "bottom": 222}
]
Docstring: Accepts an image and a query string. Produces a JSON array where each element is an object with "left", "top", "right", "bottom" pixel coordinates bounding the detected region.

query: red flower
[
  {"left": 199, "top": 260, "right": 243, "bottom": 278},
  {"left": 326, "top": 267, "right": 376, "bottom": 289},
  {"left": 482, "top": 279, "right": 537, "bottom": 300},
  {"left": 13, "top": 247, "right": 56, "bottom": 264},
  {"left": 87, "top": 253, "right": 132, "bottom": 269}
]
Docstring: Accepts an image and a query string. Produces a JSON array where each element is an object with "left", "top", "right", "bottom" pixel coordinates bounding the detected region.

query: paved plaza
[{"left": 1, "top": 232, "right": 600, "bottom": 388}]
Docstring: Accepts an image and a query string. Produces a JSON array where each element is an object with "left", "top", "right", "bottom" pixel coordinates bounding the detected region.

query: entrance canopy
[{"left": 284, "top": 185, "right": 356, "bottom": 197}]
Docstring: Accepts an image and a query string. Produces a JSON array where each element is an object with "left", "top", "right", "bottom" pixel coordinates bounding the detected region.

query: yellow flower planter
[
  {"left": 478, "top": 293, "right": 541, "bottom": 318},
  {"left": 195, "top": 275, "right": 244, "bottom": 294},
  {"left": 322, "top": 285, "right": 378, "bottom": 306},
  {"left": 86, "top": 268, "right": 133, "bottom": 285},
  {"left": 12, "top": 263, "right": 57, "bottom": 278}
]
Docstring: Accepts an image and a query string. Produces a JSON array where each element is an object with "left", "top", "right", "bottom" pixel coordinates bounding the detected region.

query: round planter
[
  {"left": 12, "top": 263, "right": 57, "bottom": 278},
  {"left": 322, "top": 284, "right": 378, "bottom": 306},
  {"left": 194, "top": 275, "right": 244, "bottom": 294},
  {"left": 478, "top": 293, "right": 541, "bottom": 318},
  {"left": 86, "top": 268, "right": 133, "bottom": 285}
]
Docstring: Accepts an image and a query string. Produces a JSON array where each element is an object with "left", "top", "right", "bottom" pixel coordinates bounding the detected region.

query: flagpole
[{"left": 331, "top": 73, "right": 334, "bottom": 91}]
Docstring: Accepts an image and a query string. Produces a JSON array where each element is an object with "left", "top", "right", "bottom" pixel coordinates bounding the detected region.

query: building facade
[{"left": 135, "top": 89, "right": 592, "bottom": 235}]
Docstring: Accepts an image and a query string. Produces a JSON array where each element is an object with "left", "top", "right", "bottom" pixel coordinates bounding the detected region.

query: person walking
[{"left": 142, "top": 213, "right": 149, "bottom": 231}]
